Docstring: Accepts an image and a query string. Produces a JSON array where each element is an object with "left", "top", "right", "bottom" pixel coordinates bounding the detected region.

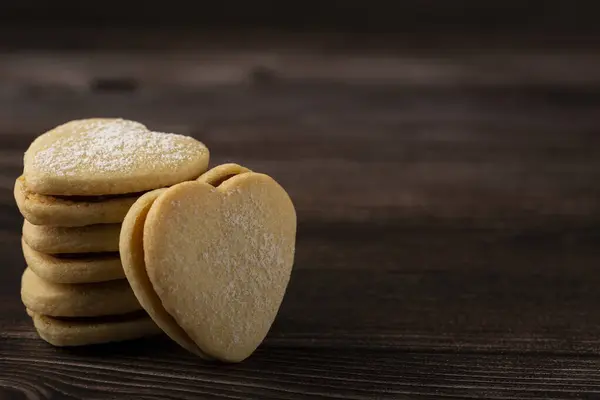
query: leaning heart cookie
[
  {"left": 23, "top": 118, "right": 210, "bottom": 196},
  {"left": 120, "top": 164, "right": 296, "bottom": 362}
]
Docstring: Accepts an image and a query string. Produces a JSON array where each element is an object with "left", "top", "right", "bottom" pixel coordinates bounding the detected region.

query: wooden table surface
[{"left": 2, "top": 34, "right": 600, "bottom": 399}]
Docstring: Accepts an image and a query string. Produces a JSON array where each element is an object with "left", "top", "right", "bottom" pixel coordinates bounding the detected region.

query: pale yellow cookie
[
  {"left": 22, "top": 220, "right": 120, "bottom": 254},
  {"left": 14, "top": 176, "right": 140, "bottom": 227},
  {"left": 22, "top": 238, "right": 124, "bottom": 284},
  {"left": 21, "top": 268, "right": 142, "bottom": 317},
  {"left": 120, "top": 189, "right": 211, "bottom": 359},
  {"left": 31, "top": 311, "right": 162, "bottom": 346},
  {"left": 197, "top": 163, "right": 251, "bottom": 186},
  {"left": 23, "top": 118, "right": 210, "bottom": 196},
  {"left": 120, "top": 165, "right": 296, "bottom": 362}
]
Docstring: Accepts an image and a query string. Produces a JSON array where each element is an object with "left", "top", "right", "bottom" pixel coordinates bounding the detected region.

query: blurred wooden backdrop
[{"left": 2, "top": 2, "right": 600, "bottom": 398}]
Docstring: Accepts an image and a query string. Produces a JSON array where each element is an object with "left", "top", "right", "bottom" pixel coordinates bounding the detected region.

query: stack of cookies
[{"left": 15, "top": 118, "right": 210, "bottom": 346}]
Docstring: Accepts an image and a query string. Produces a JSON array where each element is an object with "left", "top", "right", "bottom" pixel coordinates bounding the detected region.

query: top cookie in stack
[
  {"left": 16, "top": 118, "right": 210, "bottom": 226},
  {"left": 15, "top": 118, "right": 209, "bottom": 346}
]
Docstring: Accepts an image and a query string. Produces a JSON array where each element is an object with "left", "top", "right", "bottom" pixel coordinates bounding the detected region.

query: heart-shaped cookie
[
  {"left": 24, "top": 118, "right": 210, "bottom": 196},
  {"left": 120, "top": 165, "right": 296, "bottom": 362}
]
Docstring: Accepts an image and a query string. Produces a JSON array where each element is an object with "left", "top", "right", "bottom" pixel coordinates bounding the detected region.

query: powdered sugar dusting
[
  {"left": 32, "top": 119, "right": 203, "bottom": 176},
  {"left": 194, "top": 186, "right": 291, "bottom": 354}
]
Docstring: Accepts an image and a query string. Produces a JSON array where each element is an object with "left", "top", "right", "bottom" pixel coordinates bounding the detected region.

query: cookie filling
[
  {"left": 208, "top": 174, "right": 241, "bottom": 187},
  {"left": 51, "top": 252, "right": 121, "bottom": 260},
  {"left": 48, "top": 310, "right": 150, "bottom": 324}
]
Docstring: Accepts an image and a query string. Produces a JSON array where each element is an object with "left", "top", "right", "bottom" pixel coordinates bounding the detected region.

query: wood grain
[
  {"left": 4, "top": 51, "right": 600, "bottom": 88},
  {"left": 2, "top": 41, "right": 600, "bottom": 398},
  {"left": 1, "top": 51, "right": 599, "bottom": 228},
  {"left": 5, "top": 338, "right": 600, "bottom": 399}
]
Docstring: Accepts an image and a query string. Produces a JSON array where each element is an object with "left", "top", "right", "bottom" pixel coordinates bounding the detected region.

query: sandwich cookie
[
  {"left": 22, "top": 238, "right": 124, "bottom": 284},
  {"left": 22, "top": 221, "right": 121, "bottom": 254},
  {"left": 30, "top": 311, "right": 162, "bottom": 346},
  {"left": 21, "top": 268, "right": 142, "bottom": 317},
  {"left": 120, "top": 164, "right": 296, "bottom": 362},
  {"left": 23, "top": 118, "right": 210, "bottom": 196},
  {"left": 14, "top": 176, "right": 140, "bottom": 227}
]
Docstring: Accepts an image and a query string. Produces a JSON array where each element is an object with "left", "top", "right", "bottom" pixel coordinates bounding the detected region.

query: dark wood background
[{"left": 2, "top": 3, "right": 600, "bottom": 398}]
